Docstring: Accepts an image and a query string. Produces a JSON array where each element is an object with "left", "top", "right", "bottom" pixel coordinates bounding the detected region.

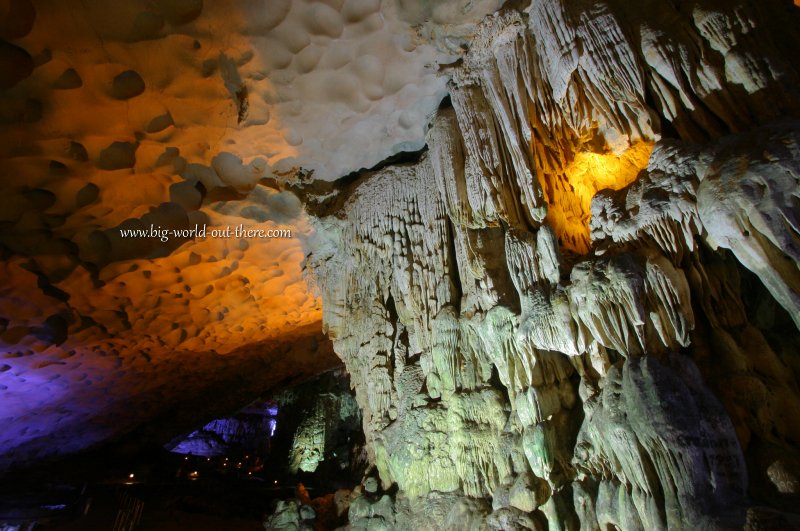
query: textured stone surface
[
  {"left": 285, "top": 377, "right": 361, "bottom": 475},
  {"left": 301, "top": 1, "right": 800, "bottom": 528},
  {"left": 0, "top": 0, "right": 513, "bottom": 470}
]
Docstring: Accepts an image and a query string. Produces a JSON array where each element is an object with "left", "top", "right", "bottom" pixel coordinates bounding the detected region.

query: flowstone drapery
[{"left": 302, "top": 1, "right": 800, "bottom": 529}]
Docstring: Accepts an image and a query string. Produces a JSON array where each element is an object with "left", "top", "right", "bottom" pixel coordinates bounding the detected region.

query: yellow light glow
[{"left": 541, "top": 142, "right": 653, "bottom": 254}]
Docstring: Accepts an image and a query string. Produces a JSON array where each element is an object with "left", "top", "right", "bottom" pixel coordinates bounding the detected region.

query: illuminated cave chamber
[
  {"left": 166, "top": 368, "right": 365, "bottom": 486},
  {"left": 167, "top": 400, "right": 279, "bottom": 458},
  {"left": 0, "top": 0, "right": 800, "bottom": 529}
]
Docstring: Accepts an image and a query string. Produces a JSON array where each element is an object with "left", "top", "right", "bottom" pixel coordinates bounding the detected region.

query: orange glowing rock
[{"left": 541, "top": 142, "right": 654, "bottom": 254}]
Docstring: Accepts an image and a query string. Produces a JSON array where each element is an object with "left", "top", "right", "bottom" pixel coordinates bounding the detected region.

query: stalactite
[{"left": 302, "top": 1, "right": 800, "bottom": 528}]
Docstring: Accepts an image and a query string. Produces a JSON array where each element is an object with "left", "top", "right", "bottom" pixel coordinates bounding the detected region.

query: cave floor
[
  {"left": 0, "top": 449, "right": 299, "bottom": 530},
  {"left": 54, "top": 487, "right": 263, "bottom": 531}
]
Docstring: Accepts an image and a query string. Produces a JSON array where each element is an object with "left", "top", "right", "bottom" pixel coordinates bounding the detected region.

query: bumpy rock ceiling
[{"left": 0, "top": 0, "right": 504, "bottom": 468}]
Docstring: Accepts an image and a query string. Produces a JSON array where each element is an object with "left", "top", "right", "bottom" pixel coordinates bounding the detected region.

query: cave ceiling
[{"left": 0, "top": 0, "right": 506, "bottom": 468}]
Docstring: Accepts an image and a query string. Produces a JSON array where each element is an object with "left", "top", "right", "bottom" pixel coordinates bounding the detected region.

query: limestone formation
[
  {"left": 300, "top": 1, "right": 800, "bottom": 529},
  {"left": 286, "top": 381, "right": 361, "bottom": 475}
]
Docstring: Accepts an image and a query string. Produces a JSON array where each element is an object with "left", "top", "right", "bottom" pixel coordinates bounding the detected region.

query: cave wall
[{"left": 303, "top": 1, "right": 800, "bottom": 529}]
